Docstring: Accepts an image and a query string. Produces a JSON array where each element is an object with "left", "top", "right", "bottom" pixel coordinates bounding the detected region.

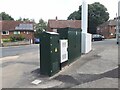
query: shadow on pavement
[{"left": 53, "top": 66, "right": 119, "bottom": 88}]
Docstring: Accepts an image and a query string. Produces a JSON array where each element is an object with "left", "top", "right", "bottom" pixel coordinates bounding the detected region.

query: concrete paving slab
[
  {"left": 76, "top": 59, "right": 118, "bottom": 74},
  {"left": 72, "top": 78, "right": 118, "bottom": 88},
  {"left": 24, "top": 80, "right": 62, "bottom": 88},
  {"left": 76, "top": 46, "right": 118, "bottom": 74}
]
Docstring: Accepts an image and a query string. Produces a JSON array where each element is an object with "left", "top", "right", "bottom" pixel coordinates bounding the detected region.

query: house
[
  {"left": 96, "top": 19, "right": 116, "bottom": 39},
  {"left": 0, "top": 20, "right": 35, "bottom": 44},
  {"left": 47, "top": 19, "right": 81, "bottom": 32}
]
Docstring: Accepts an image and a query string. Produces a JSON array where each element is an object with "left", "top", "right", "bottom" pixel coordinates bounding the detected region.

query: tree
[
  {"left": 34, "top": 19, "right": 47, "bottom": 38},
  {"left": 17, "top": 17, "right": 22, "bottom": 21},
  {"left": 68, "top": 2, "right": 109, "bottom": 34},
  {"left": 16, "top": 17, "right": 35, "bottom": 22},
  {"left": 0, "top": 12, "right": 14, "bottom": 20}
]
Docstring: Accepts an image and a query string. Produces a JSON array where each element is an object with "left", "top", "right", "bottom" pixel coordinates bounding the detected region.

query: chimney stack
[{"left": 55, "top": 16, "right": 58, "bottom": 20}]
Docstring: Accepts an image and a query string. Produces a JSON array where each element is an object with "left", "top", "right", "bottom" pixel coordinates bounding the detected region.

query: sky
[{"left": 0, "top": 0, "right": 119, "bottom": 22}]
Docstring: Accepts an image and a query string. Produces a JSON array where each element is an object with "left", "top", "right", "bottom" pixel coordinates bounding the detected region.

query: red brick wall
[
  {"left": 102, "top": 26, "right": 109, "bottom": 39},
  {"left": 108, "top": 26, "right": 116, "bottom": 38},
  {"left": 1, "top": 31, "right": 34, "bottom": 43},
  {"left": 0, "top": 31, "right": 2, "bottom": 43},
  {"left": 97, "top": 25, "right": 116, "bottom": 39},
  {"left": 47, "top": 23, "right": 53, "bottom": 32},
  {"left": 20, "top": 31, "right": 34, "bottom": 40},
  {"left": 2, "top": 31, "right": 12, "bottom": 39}
]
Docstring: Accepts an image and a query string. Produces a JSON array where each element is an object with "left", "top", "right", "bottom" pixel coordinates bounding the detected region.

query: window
[
  {"left": 97, "top": 27, "right": 100, "bottom": 30},
  {"left": 14, "top": 31, "right": 20, "bottom": 34},
  {"left": 27, "top": 31, "right": 29, "bottom": 34},
  {"left": 53, "top": 29, "right": 57, "bottom": 32},
  {"left": 2, "top": 31, "right": 9, "bottom": 35},
  {"left": 110, "top": 33, "right": 113, "bottom": 35}
]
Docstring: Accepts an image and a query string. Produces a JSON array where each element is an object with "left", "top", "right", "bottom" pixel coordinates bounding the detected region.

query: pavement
[{"left": 1, "top": 39, "right": 119, "bottom": 88}]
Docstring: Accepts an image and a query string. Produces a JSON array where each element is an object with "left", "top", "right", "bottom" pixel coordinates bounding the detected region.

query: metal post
[
  {"left": 81, "top": 0, "right": 88, "bottom": 34},
  {"left": 81, "top": 0, "right": 92, "bottom": 54}
]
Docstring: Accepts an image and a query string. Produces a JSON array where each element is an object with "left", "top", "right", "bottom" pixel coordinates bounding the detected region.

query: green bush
[
  {"left": 10, "top": 36, "right": 16, "bottom": 42},
  {"left": 10, "top": 35, "right": 25, "bottom": 42},
  {"left": 2, "top": 39, "right": 11, "bottom": 42}
]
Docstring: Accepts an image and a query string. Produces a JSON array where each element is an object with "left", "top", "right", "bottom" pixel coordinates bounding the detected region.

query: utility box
[
  {"left": 40, "top": 31, "right": 60, "bottom": 76},
  {"left": 57, "top": 28, "right": 81, "bottom": 63}
]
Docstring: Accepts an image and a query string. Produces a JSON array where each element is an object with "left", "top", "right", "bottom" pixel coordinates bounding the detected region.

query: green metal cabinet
[
  {"left": 40, "top": 32, "right": 60, "bottom": 76},
  {"left": 57, "top": 28, "right": 81, "bottom": 63}
]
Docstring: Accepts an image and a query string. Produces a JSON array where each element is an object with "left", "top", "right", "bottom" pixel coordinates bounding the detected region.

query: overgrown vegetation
[
  {"left": 2, "top": 35, "right": 25, "bottom": 42},
  {"left": 2, "top": 39, "right": 11, "bottom": 42},
  {"left": 34, "top": 19, "right": 47, "bottom": 38},
  {"left": 10, "top": 35, "right": 25, "bottom": 42}
]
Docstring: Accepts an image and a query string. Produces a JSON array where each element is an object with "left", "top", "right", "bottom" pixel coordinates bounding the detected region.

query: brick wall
[
  {"left": 97, "top": 25, "right": 116, "bottom": 39},
  {"left": 108, "top": 26, "right": 116, "bottom": 38},
  {"left": 1, "top": 31, "right": 34, "bottom": 43}
]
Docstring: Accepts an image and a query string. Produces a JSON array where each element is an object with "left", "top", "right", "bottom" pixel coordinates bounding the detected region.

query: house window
[
  {"left": 14, "top": 31, "right": 20, "bottom": 34},
  {"left": 2, "top": 31, "right": 9, "bottom": 35},
  {"left": 110, "top": 33, "right": 113, "bottom": 35},
  {"left": 27, "top": 31, "right": 29, "bottom": 34},
  {"left": 53, "top": 29, "right": 57, "bottom": 32},
  {"left": 97, "top": 27, "right": 100, "bottom": 30}
]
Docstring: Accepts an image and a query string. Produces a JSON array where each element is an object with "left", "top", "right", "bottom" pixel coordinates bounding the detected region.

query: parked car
[
  {"left": 34, "top": 38, "right": 40, "bottom": 44},
  {"left": 92, "top": 34, "right": 104, "bottom": 41}
]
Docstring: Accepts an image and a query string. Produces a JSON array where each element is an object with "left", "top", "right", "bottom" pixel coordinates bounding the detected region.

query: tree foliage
[
  {"left": 34, "top": 19, "right": 47, "bottom": 38},
  {"left": 68, "top": 2, "right": 109, "bottom": 34},
  {"left": 0, "top": 12, "right": 14, "bottom": 20},
  {"left": 16, "top": 17, "right": 35, "bottom": 22}
]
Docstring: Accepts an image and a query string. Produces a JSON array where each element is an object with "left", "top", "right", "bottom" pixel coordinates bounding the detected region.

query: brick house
[
  {"left": 97, "top": 20, "right": 116, "bottom": 39},
  {"left": 47, "top": 19, "right": 81, "bottom": 32},
  {"left": 0, "top": 20, "right": 35, "bottom": 44}
]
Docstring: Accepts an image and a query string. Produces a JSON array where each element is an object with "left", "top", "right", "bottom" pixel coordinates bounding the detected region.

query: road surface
[
  {"left": 1, "top": 39, "right": 119, "bottom": 88},
  {"left": 1, "top": 44, "right": 39, "bottom": 57}
]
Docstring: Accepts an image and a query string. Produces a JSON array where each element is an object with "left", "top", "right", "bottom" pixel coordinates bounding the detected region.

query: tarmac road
[
  {"left": 1, "top": 39, "right": 119, "bottom": 88},
  {"left": 1, "top": 44, "right": 39, "bottom": 58}
]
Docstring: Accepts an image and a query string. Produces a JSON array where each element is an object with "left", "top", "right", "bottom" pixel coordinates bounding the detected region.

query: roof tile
[
  {"left": 48, "top": 20, "right": 81, "bottom": 29},
  {"left": 0, "top": 20, "right": 34, "bottom": 31}
]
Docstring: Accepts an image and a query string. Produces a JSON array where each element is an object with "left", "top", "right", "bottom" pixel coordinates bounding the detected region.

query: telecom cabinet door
[
  {"left": 75, "top": 31, "right": 81, "bottom": 57},
  {"left": 60, "top": 39, "right": 68, "bottom": 63},
  {"left": 68, "top": 30, "right": 76, "bottom": 61},
  {"left": 50, "top": 35, "right": 60, "bottom": 74}
]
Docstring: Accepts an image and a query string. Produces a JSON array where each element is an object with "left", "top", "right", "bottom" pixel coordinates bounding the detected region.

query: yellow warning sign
[{"left": 55, "top": 48, "right": 58, "bottom": 52}]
